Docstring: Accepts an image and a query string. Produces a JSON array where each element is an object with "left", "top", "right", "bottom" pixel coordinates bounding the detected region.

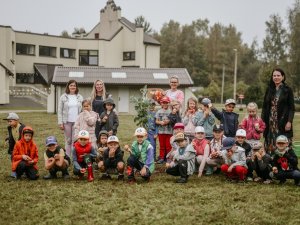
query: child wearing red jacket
[
  {"left": 72, "top": 130, "right": 97, "bottom": 182},
  {"left": 12, "top": 126, "right": 39, "bottom": 180}
]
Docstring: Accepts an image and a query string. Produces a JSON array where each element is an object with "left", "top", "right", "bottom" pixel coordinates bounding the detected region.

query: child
[
  {"left": 124, "top": 127, "right": 155, "bottom": 183},
  {"left": 211, "top": 99, "right": 239, "bottom": 137},
  {"left": 147, "top": 99, "right": 158, "bottom": 161},
  {"left": 193, "top": 98, "right": 215, "bottom": 141},
  {"left": 98, "top": 135, "right": 124, "bottom": 180},
  {"left": 235, "top": 129, "right": 253, "bottom": 181},
  {"left": 74, "top": 99, "right": 99, "bottom": 149},
  {"left": 72, "top": 130, "right": 97, "bottom": 182},
  {"left": 12, "top": 126, "right": 39, "bottom": 180},
  {"left": 96, "top": 130, "right": 109, "bottom": 165},
  {"left": 168, "top": 99, "right": 182, "bottom": 128},
  {"left": 192, "top": 126, "right": 211, "bottom": 177},
  {"left": 166, "top": 132, "right": 196, "bottom": 183},
  {"left": 250, "top": 142, "right": 272, "bottom": 184},
  {"left": 182, "top": 97, "right": 198, "bottom": 141},
  {"left": 43, "top": 136, "right": 70, "bottom": 179},
  {"left": 271, "top": 135, "right": 300, "bottom": 186},
  {"left": 155, "top": 96, "right": 172, "bottom": 163},
  {"left": 207, "top": 124, "right": 226, "bottom": 172},
  {"left": 166, "top": 122, "right": 185, "bottom": 168},
  {"left": 240, "top": 102, "right": 266, "bottom": 147},
  {"left": 3, "top": 112, "right": 25, "bottom": 178},
  {"left": 220, "top": 137, "right": 248, "bottom": 182},
  {"left": 99, "top": 98, "right": 119, "bottom": 136}
]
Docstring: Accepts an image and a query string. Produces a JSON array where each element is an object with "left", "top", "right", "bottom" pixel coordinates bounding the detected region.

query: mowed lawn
[{"left": 0, "top": 112, "right": 300, "bottom": 225}]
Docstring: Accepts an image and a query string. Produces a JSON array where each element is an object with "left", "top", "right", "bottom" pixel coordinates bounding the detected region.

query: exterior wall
[
  {"left": 145, "top": 45, "right": 160, "bottom": 68},
  {"left": 0, "top": 26, "right": 15, "bottom": 103}
]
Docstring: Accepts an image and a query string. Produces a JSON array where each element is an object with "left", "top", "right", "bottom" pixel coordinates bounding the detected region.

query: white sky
[{"left": 0, "top": 0, "right": 295, "bottom": 46}]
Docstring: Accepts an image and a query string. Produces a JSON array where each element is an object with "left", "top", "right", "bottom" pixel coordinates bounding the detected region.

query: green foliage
[
  {"left": 203, "top": 80, "right": 221, "bottom": 103},
  {"left": 60, "top": 30, "right": 71, "bottom": 38},
  {"left": 134, "top": 15, "right": 153, "bottom": 34},
  {"left": 244, "top": 84, "right": 264, "bottom": 108},
  {"left": 130, "top": 85, "right": 152, "bottom": 129}
]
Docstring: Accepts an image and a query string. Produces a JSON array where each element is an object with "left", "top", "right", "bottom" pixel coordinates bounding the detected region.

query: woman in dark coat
[{"left": 261, "top": 68, "right": 295, "bottom": 154}]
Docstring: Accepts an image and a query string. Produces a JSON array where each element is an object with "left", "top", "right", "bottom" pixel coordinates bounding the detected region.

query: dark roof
[
  {"left": 52, "top": 67, "right": 193, "bottom": 87},
  {"left": 34, "top": 63, "right": 62, "bottom": 84},
  {"left": 120, "top": 17, "right": 160, "bottom": 45}
]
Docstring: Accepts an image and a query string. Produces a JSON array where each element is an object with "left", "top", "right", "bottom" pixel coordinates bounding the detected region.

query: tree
[
  {"left": 261, "top": 14, "right": 288, "bottom": 65},
  {"left": 288, "top": 0, "right": 300, "bottom": 95},
  {"left": 203, "top": 80, "right": 220, "bottom": 103},
  {"left": 60, "top": 30, "right": 71, "bottom": 38},
  {"left": 72, "top": 27, "right": 86, "bottom": 35},
  {"left": 134, "top": 16, "right": 153, "bottom": 34}
]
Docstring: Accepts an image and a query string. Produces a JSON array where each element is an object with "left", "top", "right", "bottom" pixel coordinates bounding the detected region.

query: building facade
[{"left": 0, "top": 0, "right": 160, "bottom": 104}]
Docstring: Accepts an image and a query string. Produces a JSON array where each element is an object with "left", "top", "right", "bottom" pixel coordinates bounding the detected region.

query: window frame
[
  {"left": 16, "top": 43, "right": 35, "bottom": 56},
  {"left": 79, "top": 50, "right": 98, "bottom": 66},
  {"left": 60, "top": 48, "right": 76, "bottom": 59},
  {"left": 39, "top": 45, "right": 57, "bottom": 57},
  {"left": 123, "top": 51, "right": 135, "bottom": 61}
]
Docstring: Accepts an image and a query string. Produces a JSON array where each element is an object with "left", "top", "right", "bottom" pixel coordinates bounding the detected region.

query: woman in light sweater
[{"left": 58, "top": 80, "right": 83, "bottom": 156}]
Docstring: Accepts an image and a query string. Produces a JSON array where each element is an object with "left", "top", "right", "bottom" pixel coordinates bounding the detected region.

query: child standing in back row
[
  {"left": 156, "top": 96, "right": 172, "bottom": 163},
  {"left": 99, "top": 98, "right": 119, "bottom": 136},
  {"left": 211, "top": 99, "right": 239, "bottom": 137},
  {"left": 240, "top": 102, "right": 266, "bottom": 147},
  {"left": 182, "top": 97, "right": 198, "bottom": 141}
]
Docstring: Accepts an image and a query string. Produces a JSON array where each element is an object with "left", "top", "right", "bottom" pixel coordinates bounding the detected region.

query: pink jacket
[{"left": 240, "top": 116, "right": 266, "bottom": 140}]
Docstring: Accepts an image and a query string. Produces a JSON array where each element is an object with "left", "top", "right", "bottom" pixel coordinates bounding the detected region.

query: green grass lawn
[{"left": 0, "top": 112, "right": 300, "bottom": 225}]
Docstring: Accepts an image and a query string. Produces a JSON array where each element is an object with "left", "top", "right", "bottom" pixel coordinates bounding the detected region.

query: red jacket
[
  {"left": 12, "top": 126, "right": 38, "bottom": 171},
  {"left": 240, "top": 116, "right": 266, "bottom": 140}
]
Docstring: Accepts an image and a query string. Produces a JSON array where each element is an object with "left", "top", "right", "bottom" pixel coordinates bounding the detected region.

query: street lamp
[{"left": 233, "top": 49, "right": 238, "bottom": 100}]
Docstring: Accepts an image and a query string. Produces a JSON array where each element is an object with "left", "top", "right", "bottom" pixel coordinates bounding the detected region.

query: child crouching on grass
[
  {"left": 43, "top": 136, "right": 70, "bottom": 180},
  {"left": 98, "top": 135, "right": 124, "bottom": 180},
  {"left": 220, "top": 137, "right": 248, "bottom": 182},
  {"left": 166, "top": 132, "right": 196, "bottom": 183},
  {"left": 124, "top": 127, "right": 155, "bottom": 184},
  {"left": 72, "top": 130, "right": 97, "bottom": 182},
  {"left": 12, "top": 126, "right": 39, "bottom": 180},
  {"left": 271, "top": 135, "right": 300, "bottom": 186}
]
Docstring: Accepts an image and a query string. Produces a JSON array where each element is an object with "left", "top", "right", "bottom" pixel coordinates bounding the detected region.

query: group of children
[{"left": 3, "top": 95, "right": 300, "bottom": 186}]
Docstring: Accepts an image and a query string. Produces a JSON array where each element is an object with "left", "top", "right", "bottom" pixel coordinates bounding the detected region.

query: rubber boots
[{"left": 87, "top": 163, "right": 94, "bottom": 182}]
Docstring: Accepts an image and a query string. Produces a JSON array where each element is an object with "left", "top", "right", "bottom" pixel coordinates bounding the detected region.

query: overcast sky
[{"left": 0, "top": 0, "right": 295, "bottom": 46}]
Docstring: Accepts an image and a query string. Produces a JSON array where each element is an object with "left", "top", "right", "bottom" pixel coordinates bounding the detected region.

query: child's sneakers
[
  {"left": 127, "top": 178, "right": 137, "bottom": 184},
  {"left": 117, "top": 174, "right": 124, "bottom": 181},
  {"left": 100, "top": 173, "right": 112, "bottom": 180},
  {"left": 205, "top": 167, "right": 213, "bottom": 176},
  {"left": 156, "top": 159, "right": 165, "bottom": 164},
  {"left": 176, "top": 177, "right": 188, "bottom": 183},
  {"left": 43, "top": 173, "right": 57, "bottom": 180},
  {"left": 10, "top": 171, "right": 17, "bottom": 178},
  {"left": 246, "top": 177, "right": 253, "bottom": 182},
  {"left": 263, "top": 179, "right": 272, "bottom": 184}
]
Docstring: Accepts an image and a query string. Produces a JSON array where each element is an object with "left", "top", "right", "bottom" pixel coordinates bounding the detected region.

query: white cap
[
  {"left": 225, "top": 99, "right": 236, "bottom": 106},
  {"left": 195, "top": 126, "right": 205, "bottom": 133},
  {"left": 3, "top": 112, "right": 19, "bottom": 120},
  {"left": 236, "top": 129, "right": 246, "bottom": 137},
  {"left": 276, "top": 135, "right": 288, "bottom": 143},
  {"left": 107, "top": 135, "right": 119, "bottom": 143},
  {"left": 78, "top": 130, "right": 90, "bottom": 139},
  {"left": 134, "top": 127, "right": 147, "bottom": 136}
]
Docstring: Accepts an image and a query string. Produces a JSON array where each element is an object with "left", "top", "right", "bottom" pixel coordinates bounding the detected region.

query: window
[
  {"left": 60, "top": 48, "right": 76, "bottom": 58},
  {"left": 79, "top": 50, "right": 98, "bottom": 66},
  {"left": 16, "top": 43, "right": 35, "bottom": 55},
  {"left": 123, "top": 51, "right": 135, "bottom": 61},
  {"left": 39, "top": 45, "right": 56, "bottom": 57},
  {"left": 94, "top": 33, "right": 99, "bottom": 39}
]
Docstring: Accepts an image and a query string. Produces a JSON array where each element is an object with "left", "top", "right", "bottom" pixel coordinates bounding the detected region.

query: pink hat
[{"left": 174, "top": 123, "right": 184, "bottom": 130}]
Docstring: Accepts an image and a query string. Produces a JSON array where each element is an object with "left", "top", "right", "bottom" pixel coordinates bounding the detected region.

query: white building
[{"left": 0, "top": 0, "right": 161, "bottom": 105}]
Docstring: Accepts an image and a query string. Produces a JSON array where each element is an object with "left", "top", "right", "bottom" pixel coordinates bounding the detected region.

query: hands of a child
[
  {"left": 165, "top": 162, "right": 170, "bottom": 168},
  {"left": 48, "top": 158, "right": 55, "bottom": 164},
  {"left": 255, "top": 152, "right": 262, "bottom": 160},
  {"left": 54, "top": 154, "right": 60, "bottom": 160},
  {"left": 79, "top": 154, "right": 84, "bottom": 159},
  {"left": 124, "top": 145, "right": 132, "bottom": 154},
  {"left": 80, "top": 168, "right": 86, "bottom": 173},
  {"left": 227, "top": 150, "right": 233, "bottom": 159},
  {"left": 28, "top": 160, "right": 34, "bottom": 164},
  {"left": 198, "top": 171, "right": 202, "bottom": 178},
  {"left": 140, "top": 167, "right": 147, "bottom": 176},
  {"left": 227, "top": 166, "right": 233, "bottom": 173},
  {"left": 108, "top": 130, "right": 113, "bottom": 136},
  {"left": 272, "top": 167, "right": 278, "bottom": 174},
  {"left": 98, "top": 147, "right": 104, "bottom": 155},
  {"left": 22, "top": 155, "right": 31, "bottom": 161},
  {"left": 109, "top": 149, "right": 116, "bottom": 158}
]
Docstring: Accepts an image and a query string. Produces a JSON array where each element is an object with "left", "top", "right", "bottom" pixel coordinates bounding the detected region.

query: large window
[
  {"left": 60, "top": 48, "right": 76, "bottom": 58},
  {"left": 39, "top": 45, "right": 56, "bottom": 57},
  {"left": 123, "top": 51, "right": 135, "bottom": 61},
  {"left": 79, "top": 50, "right": 98, "bottom": 66},
  {"left": 16, "top": 43, "right": 35, "bottom": 55}
]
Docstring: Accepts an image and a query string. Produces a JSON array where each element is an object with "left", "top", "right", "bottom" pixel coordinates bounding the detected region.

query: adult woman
[
  {"left": 261, "top": 68, "right": 295, "bottom": 153},
  {"left": 58, "top": 80, "right": 83, "bottom": 156},
  {"left": 165, "top": 75, "right": 184, "bottom": 108},
  {"left": 90, "top": 80, "right": 110, "bottom": 138}
]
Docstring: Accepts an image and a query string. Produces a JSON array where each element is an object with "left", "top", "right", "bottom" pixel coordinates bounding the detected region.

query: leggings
[{"left": 64, "top": 122, "right": 75, "bottom": 156}]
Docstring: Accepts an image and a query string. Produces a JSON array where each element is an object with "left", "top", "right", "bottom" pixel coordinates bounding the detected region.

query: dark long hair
[
  {"left": 65, "top": 80, "right": 79, "bottom": 94},
  {"left": 265, "top": 68, "right": 286, "bottom": 99}
]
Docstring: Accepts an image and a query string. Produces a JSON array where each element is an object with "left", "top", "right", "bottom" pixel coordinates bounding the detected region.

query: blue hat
[
  {"left": 46, "top": 136, "right": 57, "bottom": 146},
  {"left": 221, "top": 137, "right": 235, "bottom": 150}
]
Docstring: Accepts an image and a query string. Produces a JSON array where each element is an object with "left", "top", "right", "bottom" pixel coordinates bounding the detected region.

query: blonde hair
[
  {"left": 246, "top": 102, "right": 259, "bottom": 118},
  {"left": 90, "top": 80, "right": 107, "bottom": 102},
  {"left": 184, "top": 97, "right": 198, "bottom": 115}
]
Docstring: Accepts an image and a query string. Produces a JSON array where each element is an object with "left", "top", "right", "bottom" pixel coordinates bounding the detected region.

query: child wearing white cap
[
  {"left": 3, "top": 112, "right": 26, "bottom": 178},
  {"left": 271, "top": 135, "right": 300, "bottom": 186},
  {"left": 210, "top": 99, "right": 239, "bottom": 138},
  {"left": 98, "top": 135, "right": 124, "bottom": 180}
]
